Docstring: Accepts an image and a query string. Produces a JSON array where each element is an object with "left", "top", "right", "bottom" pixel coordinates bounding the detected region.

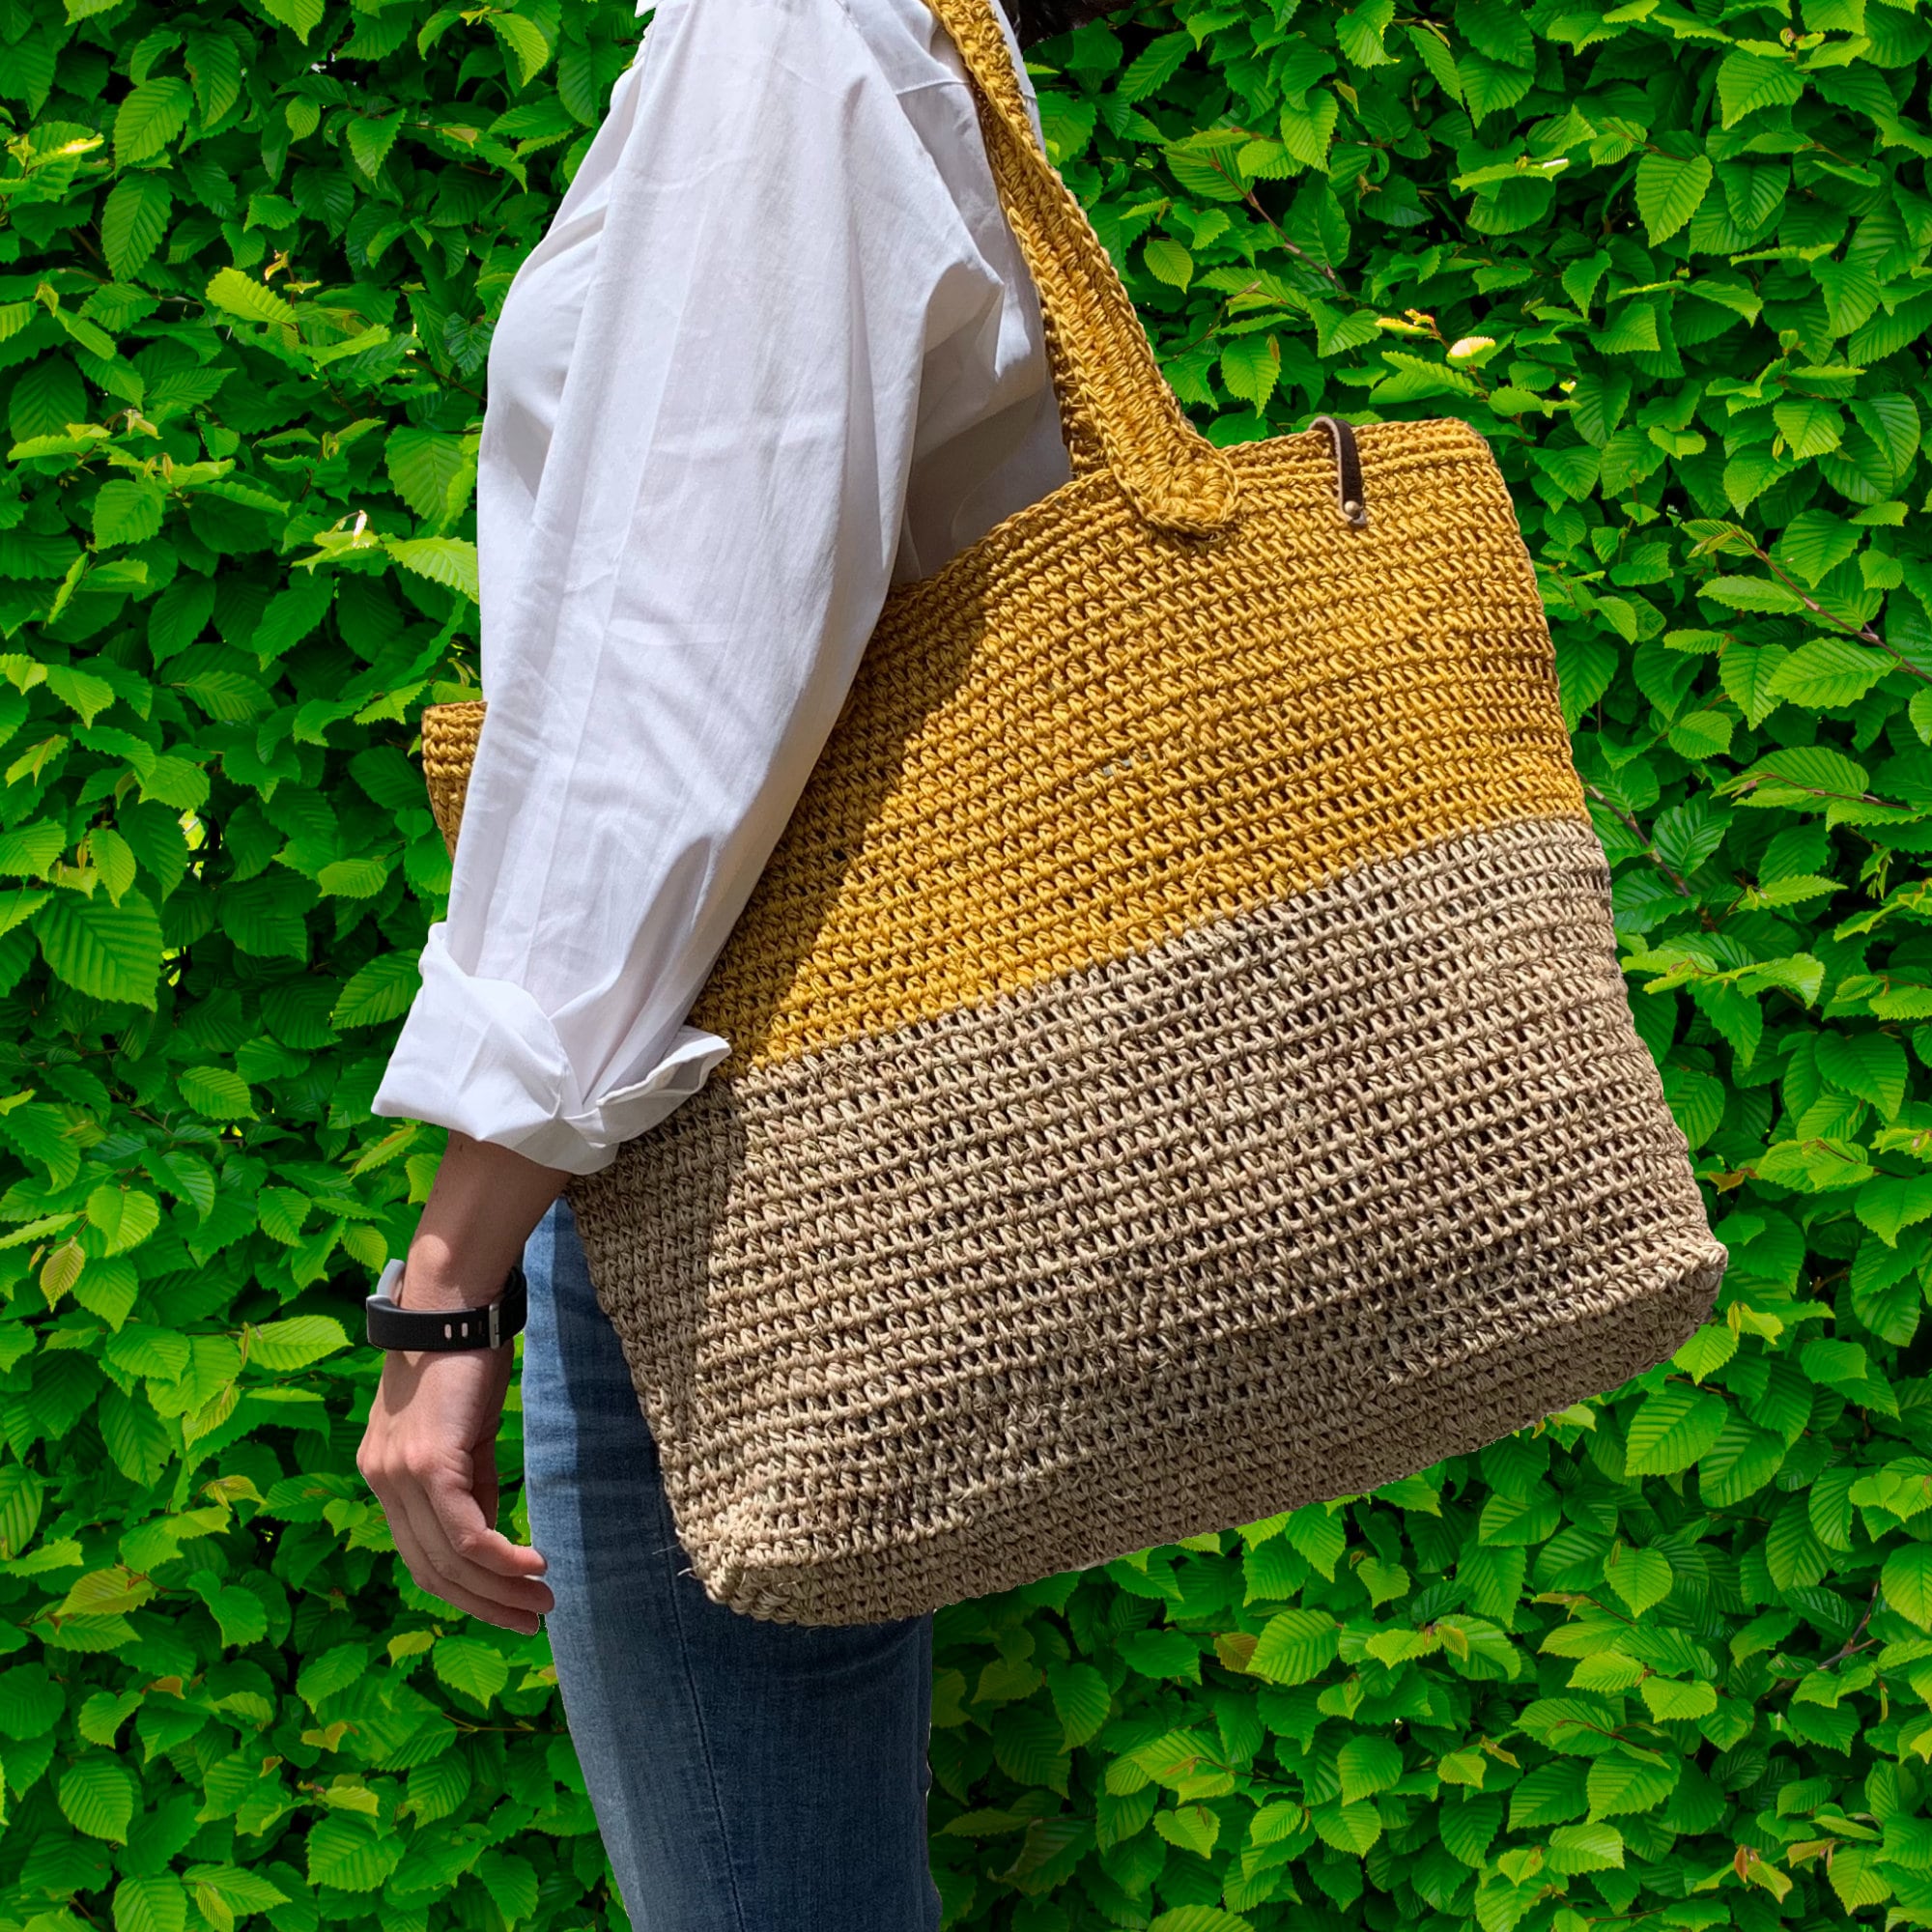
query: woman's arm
[
  {"left": 368, "top": 0, "right": 1004, "bottom": 1179},
  {"left": 357, "top": 0, "right": 1008, "bottom": 1626},
  {"left": 392, "top": 1131, "right": 570, "bottom": 1311},
  {"left": 356, "top": 1136, "right": 567, "bottom": 1634}
]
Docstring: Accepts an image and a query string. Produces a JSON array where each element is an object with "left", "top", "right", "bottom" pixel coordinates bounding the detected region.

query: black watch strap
[{"left": 366, "top": 1258, "right": 528, "bottom": 1351}]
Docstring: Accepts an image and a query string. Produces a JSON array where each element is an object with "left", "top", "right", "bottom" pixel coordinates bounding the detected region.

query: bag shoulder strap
[{"left": 923, "top": 0, "right": 1241, "bottom": 536}]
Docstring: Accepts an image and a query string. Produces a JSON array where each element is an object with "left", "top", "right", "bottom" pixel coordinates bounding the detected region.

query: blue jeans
[{"left": 519, "top": 1195, "right": 943, "bottom": 1931}]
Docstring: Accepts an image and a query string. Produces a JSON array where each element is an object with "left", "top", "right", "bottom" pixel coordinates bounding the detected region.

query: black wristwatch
[{"left": 366, "top": 1258, "right": 528, "bottom": 1352}]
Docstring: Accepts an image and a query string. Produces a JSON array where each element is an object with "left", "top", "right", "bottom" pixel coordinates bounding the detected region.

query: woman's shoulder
[
  {"left": 838, "top": 0, "right": 1020, "bottom": 43},
  {"left": 639, "top": 0, "right": 1020, "bottom": 90},
  {"left": 837, "top": 0, "right": 1034, "bottom": 103}
]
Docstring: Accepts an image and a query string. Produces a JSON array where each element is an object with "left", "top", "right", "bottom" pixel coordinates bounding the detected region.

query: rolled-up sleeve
[{"left": 371, "top": 0, "right": 1006, "bottom": 1175}]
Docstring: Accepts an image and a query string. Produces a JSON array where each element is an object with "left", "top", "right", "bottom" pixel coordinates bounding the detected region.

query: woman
[{"left": 356, "top": 0, "right": 1127, "bottom": 1922}]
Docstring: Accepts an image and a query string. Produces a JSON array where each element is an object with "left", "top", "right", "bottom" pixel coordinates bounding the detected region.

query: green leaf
[
  {"left": 89, "top": 827, "right": 138, "bottom": 901},
  {"left": 1119, "top": 30, "right": 1192, "bottom": 99},
  {"left": 113, "top": 76, "right": 191, "bottom": 166},
  {"left": 177, "top": 1065, "right": 256, "bottom": 1121},
  {"left": 1717, "top": 49, "right": 1808, "bottom": 126},
  {"left": 489, "top": 12, "right": 552, "bottom": 85},
  {"left": 384, "top": 428, "right": 471, "bottom": 522},
  {"left": 1440, "top": 1793, "right": 1505, "bottom": 1863},
  {"left": 991, "top": 1703, "right": 1071, "bottom": 1794},
  {"left": 1337, "top": 1734, "right": 1404, "bottom": 1804},
  {"left": 1248, "top": 1608, "right": 1340, "bottom": 1685},
  {"left": 1773, "top": 397, "right": 1843, "bottom": 459},
  {"left": 192, "top": 1576, "right": 270, "bottom": 1650},
  {"left": 252, "top": 574, "right": 333, "bottom": 659},
  {"left": 86, "top": 1185, "right": 160, "bottom": 1256},
  {"left": 1286, "top": 1504, "right": 1347, "bottom": 1577},
  {"left": 1461, "top": 50, "right": 1536, "bottom": 121},
  {"left": 1403, "top": 22, "right": 1463, "bottom": 99},
  {"left": 1119, "top": 1628, "right": 1201, "bottom": 1681},
  {"left": 0, "top": 820, "right": 65, "bottom": 879},
  {"left": 1155, "top": 1801, "right": 1222, "bottom": 1856},
  {"left": 433, "top": 1634, "right": 510, "bottom": 1705},
  {"left": 1143, "top": 236, "right": 1194, "bottom": 289},
  {"left": 249, "top": 1314, "right": 352, "bottom": 1376},
  {"left": 204, "top": 266, "right": 298, "bottom": 331},
  {"left": 1592, "top": 301, "right": 1661, "bottom": 356},
  {"left": 59, "top": 1754, "right": 137, "bottom": 1841},
  {"left": 33, "top": 890, "right": 163, "bottom": 1008},
  {"left": 1640, "top": 1677, "right": 1718, "bottom": 1720},
  {"left": 473, "top": 1852, "right": 540, "bottom": 1927},
  {"left": 1278, "top": 91, "right": 1340, "bottom": 171},
  {"left": 1044, "top": 1661, "right": 1112, "bottom": 1748},
  {"left": 1829, "top": 1848, "right": 1893, "bottom": 1915},
  {"left": 217, "top": 875, "right": 311, "bottom": 960},
  {"left": 92, "top": 479, "right": 165, "bottom": 549},
  {"left": 1813, "top": 260, "right": 1883, "bottom": 338},
  {"left": 1883, "top": 1543, "right": 1932, "bottom": 1630},
  {"left": 1765, "top": 638, "right": 1887, "bottom": 706},
  {"left": 1776, "top": 516, "right": 1861, "bottom": 591},
  {"left": 47, "top": 664, "right": 119, "bottom": 725},
  {"left": 258, "top": 0, "right": 327, "bottom": 43},
  {"left": 1547, "top": 1821, "right": 1627, "bottom": 1872},
  {"left": 113, "top": 1871, "right": 188, "bottom": 1932},
  {"left": 332, "top": 952, "right": 421, "bottom": 1028},
  {"left": 1219, "top": 333, "right": 1281, "bottom": 410},
  {"left": 1603, "top": 1545, "right": 1675, "bottom": 1617},
  {"left": 305, "top": 1813, "right": 405, "bottom": 1890},
  {"left": 1699, "top": 574, "right": 1808, "bottom": 614},
  {"left": 100, "top": 174, "right": 172, "bottom": 282},
  {"left": 1586, "top": 1751, "right": 1679, "bottom": 1819},
  {"left": 1623, "top": 1386, "right": 1728, "bottom": 1475},
  {"left": 385, "top": 536, "right": 479, "bottom": 603},
  {"left": 1816, "top": 1029, "right": 1908, "bottom": 1118},
  {"left": 1698, "top": 1414, "right": 1786, "bottom": 1504},
  {"left": 1337, "top": 0, "right": 1397, "bottom": 67},
  {"left": 346, "top": 110, "right": 404, "bottom": 179},
  {"left": 1311, "top": 1796, "right": 1382, "bottom": 1854},
  {"left": 316, "top": 857, "right": 390, "bottom": 898},
  {"left": 1730, "top": 743, "right": 1869, "bottom": 808},
  {"left": 1634, "top": 153, "right": 1713, "bottom": 243},
  {"left": 184, "top": 29, "right": 242, "bottom": 121}
]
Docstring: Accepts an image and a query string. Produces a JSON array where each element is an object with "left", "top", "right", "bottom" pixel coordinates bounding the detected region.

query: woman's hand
[
  {"left": 359, "top": 1339, "right": 551, "bottom": 1632},
  {"left": 357, "top": 1131, "right": 573, "bottom": 1634}
]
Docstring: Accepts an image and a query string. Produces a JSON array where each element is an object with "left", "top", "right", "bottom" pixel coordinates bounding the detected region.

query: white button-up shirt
[{"left": 371, "top": 0, "right": 1073, "bottom": 1176}]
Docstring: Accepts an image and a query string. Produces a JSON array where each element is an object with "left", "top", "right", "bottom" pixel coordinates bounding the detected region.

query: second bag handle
[{"left": 924, "top": 0, "right": 1242, "bottom": 538}]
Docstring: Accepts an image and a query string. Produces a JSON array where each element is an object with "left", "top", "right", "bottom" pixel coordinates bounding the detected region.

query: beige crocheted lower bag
[{"left": 412, "top": 0, "right": 1729, "bottom": 1624}]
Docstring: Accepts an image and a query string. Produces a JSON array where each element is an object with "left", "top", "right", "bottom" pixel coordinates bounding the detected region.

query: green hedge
[{"left": 0, "top": 0, "right": 1928, "bottom": 1927}]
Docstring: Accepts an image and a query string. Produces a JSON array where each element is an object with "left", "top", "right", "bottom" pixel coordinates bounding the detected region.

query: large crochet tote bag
[{"left": 412, "top": 0, "right": 1729, "bottom": 1625}]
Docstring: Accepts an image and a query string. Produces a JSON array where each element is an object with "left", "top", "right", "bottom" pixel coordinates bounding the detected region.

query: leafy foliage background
[{"left": 0, "top": 0, "right": 1926, "bottom": 1926}]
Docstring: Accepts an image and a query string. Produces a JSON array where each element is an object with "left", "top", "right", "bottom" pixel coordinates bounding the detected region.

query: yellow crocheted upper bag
[{"left": 410, "top": 0, "right": 1727, "bottom": 1626}]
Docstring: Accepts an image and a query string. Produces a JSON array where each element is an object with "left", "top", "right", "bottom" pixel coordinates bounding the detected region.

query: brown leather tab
[{"left": 1309, "top": 415, "right": 1368, "bottom": 527}]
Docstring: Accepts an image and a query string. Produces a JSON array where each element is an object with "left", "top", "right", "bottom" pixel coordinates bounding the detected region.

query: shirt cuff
[{"left": 369, "top": 923, "right": 734, "bottom": 1177}]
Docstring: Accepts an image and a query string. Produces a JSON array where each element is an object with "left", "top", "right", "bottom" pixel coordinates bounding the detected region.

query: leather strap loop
[{"left": 1309, "top": 415, "right": 1368, "bottom": 527}]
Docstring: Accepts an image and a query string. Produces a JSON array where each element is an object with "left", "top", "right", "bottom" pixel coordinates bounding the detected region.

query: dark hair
[{"left": 1001, "top": 0, "right": 1133, "bottom": 48}]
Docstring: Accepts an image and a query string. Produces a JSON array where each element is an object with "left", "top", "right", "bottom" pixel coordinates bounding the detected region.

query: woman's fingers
[
  {"left": 388, "top": 1475, "right": 554, "bottom": 1631},
  {"left": 356, "top": 1349, "right": 554, "bottom": 1632},
  {"left": 388, "top": 1496, "right": 547, "bottom": 1634},
  {"left": 413, "top": 1460, "right": 554, "bottom": 1607}
]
